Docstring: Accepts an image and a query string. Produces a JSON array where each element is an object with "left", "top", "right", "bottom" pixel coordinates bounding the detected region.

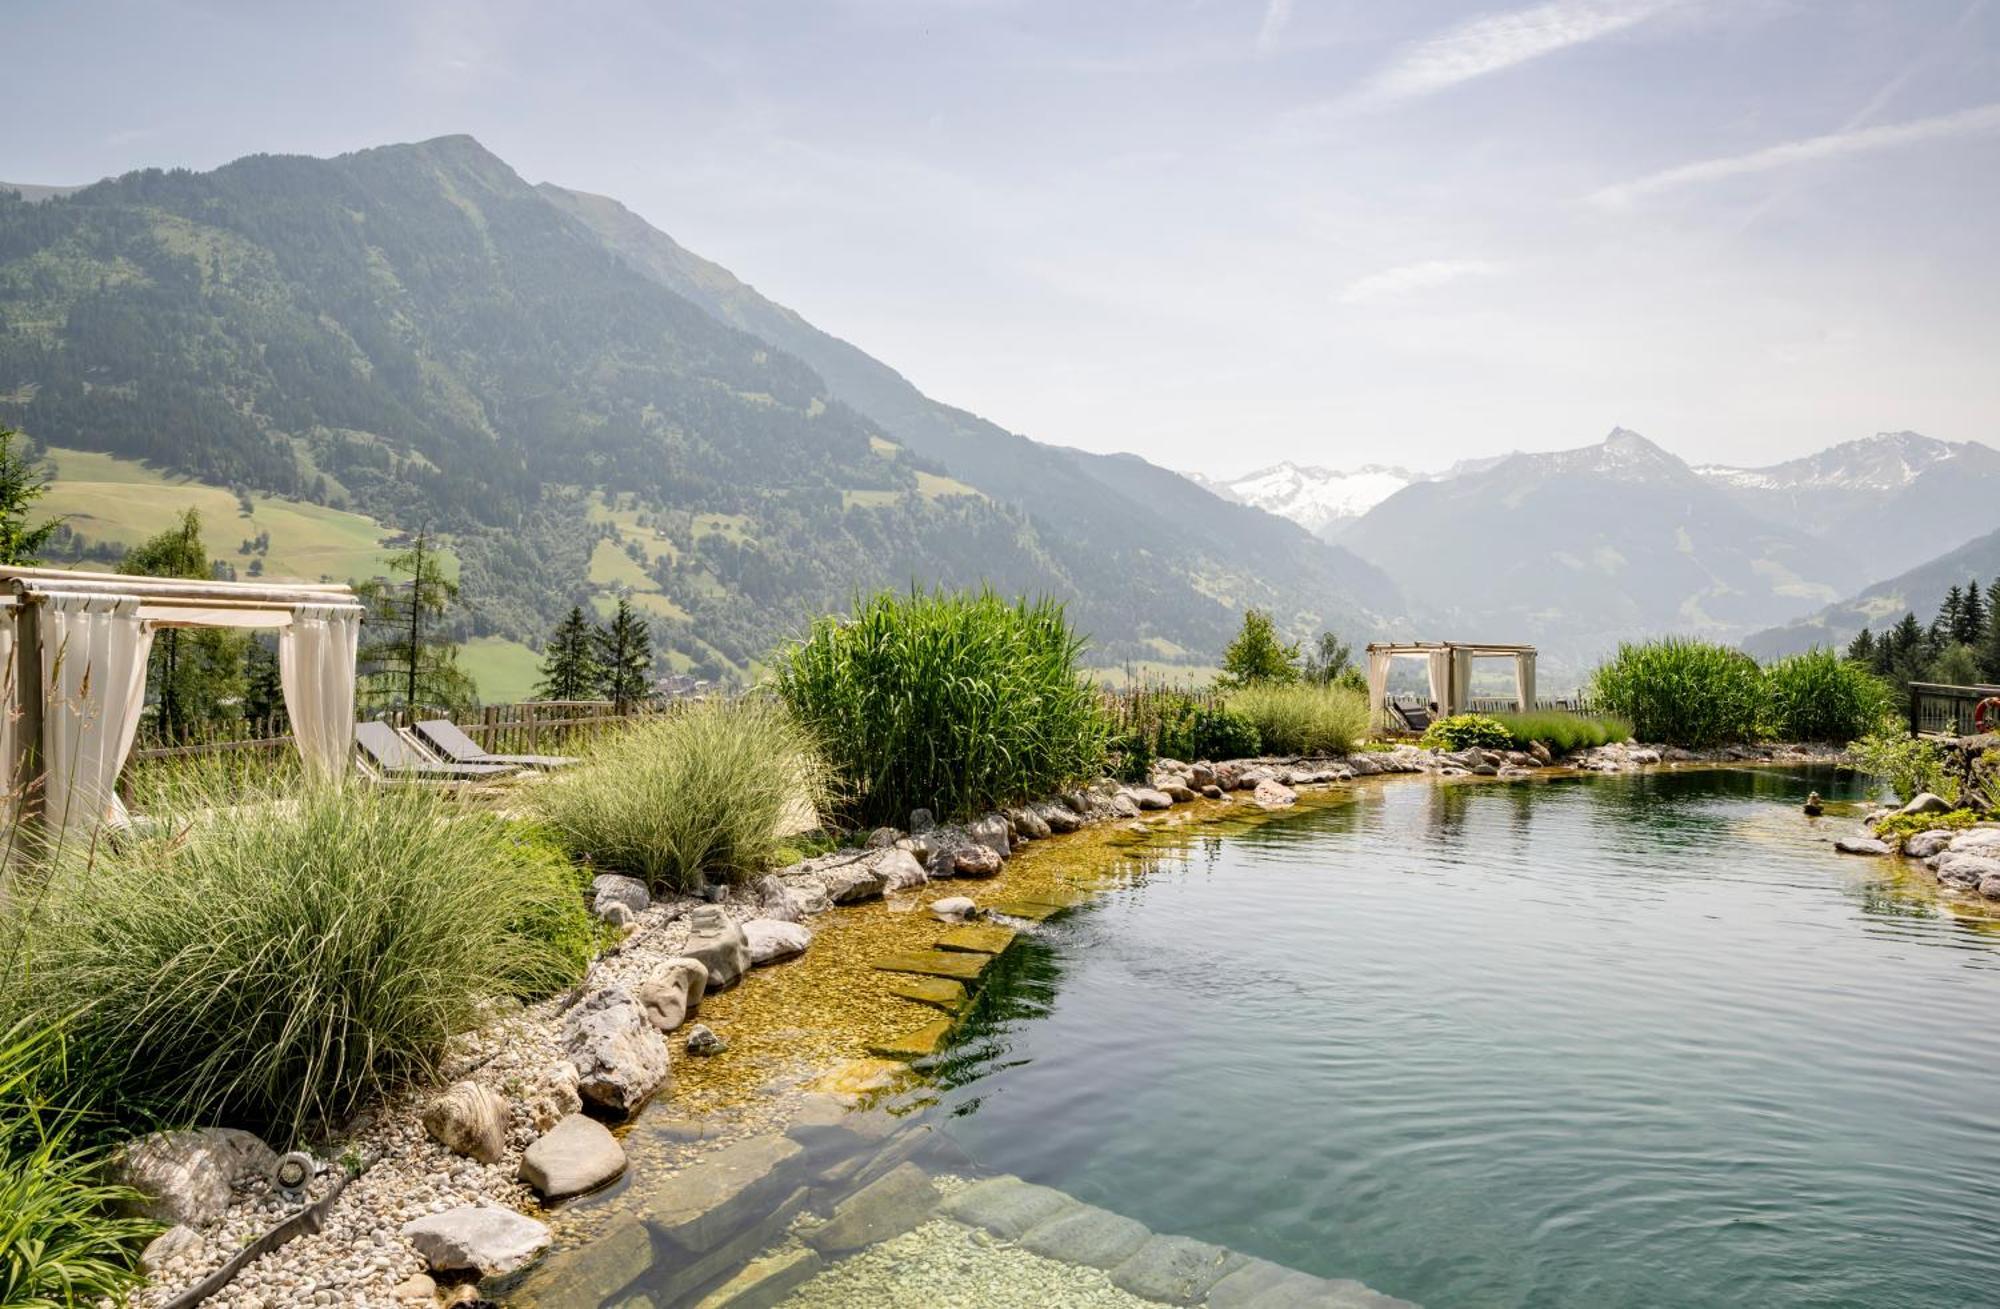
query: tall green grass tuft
[
  {"left": 773, "top": 589, "right": 1106, "bottom": 827},
  {"left": 8, "top": 775, "right": 594, "bottom": 1145},
  {"left": 1225, "top": 683, "right": 1368, "bottom": 756},
  {"left": 535, "top": 698, "right": 831, "bottom": 892},
  {"left": 1491, "top": 711, "right": 1633, "bottom": 754},
  {"left": 0, "top": 1020, "right": 156, "bottom": 1309},
  {"left": 1760, "top": 648, "right": 1900, "bottom": 743},
  {"left": 1590, "top": 638, "right": 1764, "bottom": 747}
]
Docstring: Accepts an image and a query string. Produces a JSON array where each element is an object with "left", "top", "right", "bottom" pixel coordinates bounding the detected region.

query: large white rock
[
  {"left": 635, "top": 958, "right": 709, "bottom": 1034},
  {"left": 742, "top": 918, "right": 813, "bottom": 966},
  {"left": 518, "top": 1113, "right": 627, "bottom": 1200},
  {"left": 421, "top": 1081, "right": 510, "bottom": 1164},
  {"left": 402, "top": 1206, "right": 551, "bottom": 1277},
  {"left": 591, "top": 873, "right": 651, "bottom": 919},
  {"left": 1252, "top": 779, "right": 1298, "bottom": 809},
  {"left": 820, "top": 864, "right": 886, "bottom": 904},
  {"left": 682, "top": 905, "right": 753, "bottom": 989},
  {"left": 563, "top": 985, "right": 671, "bottom": 1115},
  {"left": 113, "top": 1128, "right": 275, "bottom": 1227},
  {"left": 874, "top": 849, "right": 929, "bottom": 892},
  {"left": 968, "top": 813, "right": 1013, "bottom": 857}
]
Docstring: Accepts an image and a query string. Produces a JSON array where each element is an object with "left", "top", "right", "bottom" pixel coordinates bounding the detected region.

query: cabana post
[{"left": 1364, "top": 640, "right": 1538, "bottom": 734}]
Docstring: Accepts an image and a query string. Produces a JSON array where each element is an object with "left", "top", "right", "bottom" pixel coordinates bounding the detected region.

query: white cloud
[
  {"left": 1590, "top": 100, "right": 2000, "bottom": 208},
  {"left": 1358, "top": 0, "right": 1680, "bottom": 103},
  {"left": 1338, "top": 259, "right": 1508, "bottom": 304},
  {"left": 1256, "top": 0, "right": 1296, "bottom": 54}
]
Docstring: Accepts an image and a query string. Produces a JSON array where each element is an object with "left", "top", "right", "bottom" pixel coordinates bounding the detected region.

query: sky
[{"left": 8, "top": 0, "right": 2000, "bottom": 477}]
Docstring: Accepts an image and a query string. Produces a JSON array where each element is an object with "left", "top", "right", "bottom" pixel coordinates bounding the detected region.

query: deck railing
[
  {"left": 129, "top": 699, "right": 663, "bottom": 766},
  {"left": 1909, "top": 681, "right": 2000, "bottom": 738}
]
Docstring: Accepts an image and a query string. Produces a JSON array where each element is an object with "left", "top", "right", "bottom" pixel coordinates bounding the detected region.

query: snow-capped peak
[
  {"left": 1695, "top": 431, "right": 1983, "bottom": 492},
  {"left": 1195, "top": 460, "right": 1417, "bottom": 534}
]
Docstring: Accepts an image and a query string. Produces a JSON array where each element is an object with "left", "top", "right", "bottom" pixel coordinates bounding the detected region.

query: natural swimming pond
[{"left": 914, "top": 767, "right": 2000, "bottom": 1308}]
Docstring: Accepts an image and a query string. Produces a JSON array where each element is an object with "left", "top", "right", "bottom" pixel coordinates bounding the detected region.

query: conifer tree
[
  {"left": 122, "top": 507, "right": 247, "bottom": 739},
  {"left": 243, "top": 636, "right": 288, "bottom": 731},
  {"left": 1932, "top": 586, "right": 1963, "bottom": 654},
  {"left": 356, "top": 529, "right": 476, "bottom": 710},
  {"left": 594, "top": 597, "right": 654, "bottom": 711},
  {"left": 0, "top": 425, "right": 62, "bottom": 565},
  {"left": 1955, "top": 578, "right": 1987, "bottom": 647},
  {"left": 1846, "top": 627, "right": 1876, "bottom": 665},
  {"left": 536, "top": 605, "right": 602, "bottom": 701}
]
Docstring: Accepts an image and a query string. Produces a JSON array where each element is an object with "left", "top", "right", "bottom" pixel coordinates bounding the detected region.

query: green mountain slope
[
  {"left": 0, "top": 136, "right": 1403, "bottom": 675},
  {"left": 1743, "top": 525, "right": 2000, "bottom": 660}
]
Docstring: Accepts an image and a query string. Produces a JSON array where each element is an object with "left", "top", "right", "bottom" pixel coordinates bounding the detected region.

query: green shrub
[
  {"left": 1225, "top": 684, "right": 1367, "bottom": 756},
  {"left": 1107, "top": 732, "right": 1155, "bottom": 784},
  {"left": 537, "top": 698, "right": 830, "bottom": 893},
  {"left": 1419, "top": 713, "right": 1514, "bottom": 752},
  {"left": 1191, "top": 706, "right": 1262, "bottom": 761},
  {"left": 1589, "top": 638, "right": 1765, "bottom": 747},
  {"left": 1871, "top": 808, "right": 1981, "bottom": 845},
  {"left": 773, "top": 588, "right": 1106, "bottom": 826},
  {"left": 9, "top": 778, "right": 594, "bottom": 1145},
  {"left": 1850, "top": 729, "right": 1960, "bottom": 806},
  {"left": 0, "top": 1021, "right": 156, "bottom": 1308},
  {"left": 1491, "top": 711, "right": 1633, "bottom": 754},
  {"left": 1761, "top": 649, "right": 1900, "bottom": 743}
]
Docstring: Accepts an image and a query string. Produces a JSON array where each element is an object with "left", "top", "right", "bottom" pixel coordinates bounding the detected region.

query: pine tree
[
  {"left": 1846, "top": 627, "right": 1876, "bottom": 665},
  {"left": 1884, "top": 612, "right": 1931, "bottom": 689},
  {"left": 122, "top": 507, "right": 247, "bottom": 740},
  {"left": 594, "top": 597, "right": 654, "bottom": 711},
  {"left": 356, "top": 530, "right": 477, "bottom": 710},
  {"left": 243, "top": 636, "right": 288, "bottom": 731},
  {"left": 536, "top": 605, "right": 602, "bottom": 701},
  {"left": 1955, "top": 578, "right": 1987, "bottom": 647},
  {"left": 0, "top": 426, "right": 61, "bottom": 565},
  {"left": 1932, "top": 586, "right": 1963, "bottom": 654}
]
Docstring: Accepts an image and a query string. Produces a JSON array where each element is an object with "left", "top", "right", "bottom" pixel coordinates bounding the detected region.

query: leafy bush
[
  {"left": 537, "top": 698, "right": 830, "bottom": 893},
  {"left": 1871, "top": 808, "right": 1980, "bottom": 845},
  {"left": 1218, "top": 609, "right": 1300, "bottom": 688},
  {"left": 1589, "top": 638, "right": 1765, "bottom": 747},
  {"left": 1419, "top": 714, "right": 1514, "bottom": 752},
  {"left": 1850, "top": 729, "right": 1960, "bottom": 806},
  {"left": 773, "top": 589, "right": 1106, "bottom": 826},
  {"left": 10, "top": 778, "right": 594, "bottom": 1144},
  {"left": 0, "top": 1021, "right": 155, "bottom": 1309},
  {"left": 1226, "top": 684, "right": 1367, "bottom": 756},
  {"left": 1761, "top": 649, "right": 1900, "bottom": 743},
  {"left": 1491, "top": 711, "right": 1633, "bottom": 754},
  {"left": 1191, "top": 706, "right": 1262, "bottom": 761},
  {"left": 1107, "top": 732, "right": 1155, "bottom": 784}
]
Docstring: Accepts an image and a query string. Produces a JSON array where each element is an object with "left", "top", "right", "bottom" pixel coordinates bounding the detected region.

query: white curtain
[
  {"left": 1366, "top": 648, "right": 1393, "bottom": 733},
  {"left": 1452, "top": 650, "right": 1474, "bottom": 714},
  {"left": 39, "top": 594, "right": 154, "bottom": 836},
  {"left": 0, "top": 608, "right": 16, "bottom": 798},
  {"left": 280, "top": 605, "right": 360, "bottom": 781},
  {"left": 1514, "top": 652, "right": 1537, "bottom": 712},
  {"left": 1426, "top": 650, "right": 1450, "bottom": 713}
]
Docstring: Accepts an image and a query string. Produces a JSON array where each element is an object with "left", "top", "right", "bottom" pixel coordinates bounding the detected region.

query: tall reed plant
[
  {"left": 1491, "top": 711, "right": 1633, "bottom": 754},
  {"left": 534, "top": 697, "right": 831, "bottom": 892},
  {"left": 7, "top": 774, "right": 594, "bottom": 1145},
  {"left": 1760, "top": 648, "right": 1899, "bottom": 743},
  {"left": 1589, "top": 638, "right": 1764, "bottom": 748},
  {"left": 773, "top": 589, "right": 1106, "bottom": 827},
  {"left": 1224, "top": 683, "right": 1368, "bottom": 756}
]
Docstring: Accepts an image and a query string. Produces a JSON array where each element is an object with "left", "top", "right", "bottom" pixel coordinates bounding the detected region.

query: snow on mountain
[
  {"left": 1694, "top": 431, "right": 1983, "bottom": 492},
  {"left": 1189, "top": 461, "right": 1418, "bottom": 535}
]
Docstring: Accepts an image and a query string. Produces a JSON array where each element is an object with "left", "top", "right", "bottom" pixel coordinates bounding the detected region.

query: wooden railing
[
  {"left": 130, "top": 699, "right": 662, "bottom": 765},
  {"left": 1909, "top": 681, "right": 2000, "bottom": 738}
]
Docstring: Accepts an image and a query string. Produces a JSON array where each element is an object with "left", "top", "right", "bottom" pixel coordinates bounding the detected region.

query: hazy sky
[{"left": 10, "top": 0, "right": 2000, "bottom": 476}]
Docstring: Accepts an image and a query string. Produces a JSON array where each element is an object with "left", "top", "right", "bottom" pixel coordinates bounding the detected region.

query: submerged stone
[
  {"left": 983, "top": 899, "right": 1063, "bottom": 922},
  {"left": 872, "top": 949, "right": 990, "bottom": 981},
  {"left": 1208, "top": 1257, "right": 1417, "bottom": 1308},
  {"left": 935, "top": 923, "right": 1017, "bottom": 955},
  {"left": 691, "top": 1246, "right": 823, "bottom": 1309},
  {"left": 645, "top": 1135, "right": 804, "bottom": 1254},
  {"left": 867, "top": 1017, "right": 955, "bottom": 1060},
  {"left": 1109, "top": 1233, "right": 1247, "bottom": 1305},
  {"left": 1018, "top": 1202, "right": 1151, "bottom": 1269},
  {"left": 940, "top": 1174, "right": 1079, "bottom": 1239},
  {"left": 885, "top": 974, "right": 969, "bottom": 1011},
  {"left": 804, "top": 1161, "right": 940, "bottom": 1254}
]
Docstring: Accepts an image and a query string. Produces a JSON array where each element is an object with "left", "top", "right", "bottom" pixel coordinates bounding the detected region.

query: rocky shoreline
[{"left": 122, "top": 738, "right": 1852, "bottom": 1309}]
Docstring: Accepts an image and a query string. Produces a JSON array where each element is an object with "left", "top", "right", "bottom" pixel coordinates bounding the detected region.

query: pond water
[{"left": 922, "top": 767, "right": 2000, "bottom": 1308}]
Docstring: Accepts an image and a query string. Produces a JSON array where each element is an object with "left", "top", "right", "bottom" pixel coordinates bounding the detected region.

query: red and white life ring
[{"left": 1977, "top": 697, "right": 2000, "bottom": 734}]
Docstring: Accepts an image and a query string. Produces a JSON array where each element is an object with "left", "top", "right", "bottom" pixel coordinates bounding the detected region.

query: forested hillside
[{"left": 0, "top": 136, "right": 1404, "bottom": 677}]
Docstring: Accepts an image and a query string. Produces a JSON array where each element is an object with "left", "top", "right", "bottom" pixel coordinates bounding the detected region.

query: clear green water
[{"left": 929, "top": 768, "right": 2000, "bottom": 1308}]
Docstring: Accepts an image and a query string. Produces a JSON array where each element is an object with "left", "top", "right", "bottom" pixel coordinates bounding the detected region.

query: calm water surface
[{"left": 927, "top": 768, "right": 2000, "bottom": 1308}]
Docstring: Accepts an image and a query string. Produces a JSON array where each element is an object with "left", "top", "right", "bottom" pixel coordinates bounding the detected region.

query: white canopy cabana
[
  {"left": 1364, "top": 641, "right": 1537, "bottom": 735},
  {"left": 2, "top": 566, "right": 362, "bottom": 837}
]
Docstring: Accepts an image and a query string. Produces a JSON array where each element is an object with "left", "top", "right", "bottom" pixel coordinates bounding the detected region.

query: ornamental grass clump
[
  {"left": 0, "top": 1021, "right": 156, "bottom": 1308},
  {"left": 1491, "top": 711, "right": 1633, "bottom": 754},
  {"left": 1225, "top": 683, "right": 1368, "bottom": 756},
  {"left": 1760, "top": 648, "right": 1900, "bottom": 743},
  {"left": 1589, "top": 637, "right": 1764, "bottom": 748},
  {"left": 535, "top": 697, "right": 831, "bottom": 892},
  {"left": 773, "top": 588, "right": 1106, "bottom": 827},
  {"left": 6, "top": 775, "right": 594, "bottom": 1146}
]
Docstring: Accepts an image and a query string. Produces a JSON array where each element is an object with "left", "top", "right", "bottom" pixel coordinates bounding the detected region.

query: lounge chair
[
  {"left": 354, "top": 721, "right": 517, "bottom": 781},
  {"left": 416, "top": 718, "right": 575, "bottom": 770}
]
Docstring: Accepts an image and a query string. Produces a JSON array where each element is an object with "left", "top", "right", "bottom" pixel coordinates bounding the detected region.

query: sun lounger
[
  {"left": 353, "top": 721, "right": 517, "bottom": 781},
  {"left": 415, "top": 719, "right": 575, "bottom": 770}
]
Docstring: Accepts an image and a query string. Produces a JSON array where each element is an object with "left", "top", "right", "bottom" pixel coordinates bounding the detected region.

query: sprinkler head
[{"left": 272, "top": 1150, "right": 315, "bottom": 1196}]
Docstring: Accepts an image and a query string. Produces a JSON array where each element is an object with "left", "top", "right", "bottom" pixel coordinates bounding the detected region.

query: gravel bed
[{"left": 776, "top": 1218, "right": 1155, "bottom": 1309}]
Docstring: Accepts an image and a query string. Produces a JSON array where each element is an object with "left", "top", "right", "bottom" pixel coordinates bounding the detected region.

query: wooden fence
[
  {"left": 1909, "top": 681, "right": 2000, "bottom": 738},
  {"left": 130, "top": 700, "right": 658, "bottom": 766}
]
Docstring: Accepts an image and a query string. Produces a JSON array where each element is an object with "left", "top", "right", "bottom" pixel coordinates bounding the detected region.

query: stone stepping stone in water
[
  {"left": 691, "top": 1246, "right": 823, "bottom": 1309},
  {"left": 803, "top": 1162, "right": 940, "bottom": 1254},
  {"left": 872, "top": 949, "right": 990, "bottom": 982},
  {"left": 867, "top": 1017, "right": 954, "bottom": 1060},
  {"left": 935, "top": 923, "right": 1017, "bottom": 955},
  {"left": 939, "top": 1174, "right": 1079, "bottom": 1240},
  {"left": 884, "top": 974, "right": 969, "bottom": 1012},
  {"left": 1017, "top": 1202, "right": 1151, "bottom": 1270},
  {"left": 646, "top": 1136, "right": 805, "bottom": 1254},
  {"left": 983, "top": 899, "right": 1064, "bottom": 922},
  {"left": 1109, "top": 1233, "right": 1248, "bottom": 1305},
  {"left": 1207, "top": 1257, "right": 1418, "bottom": 1309}
]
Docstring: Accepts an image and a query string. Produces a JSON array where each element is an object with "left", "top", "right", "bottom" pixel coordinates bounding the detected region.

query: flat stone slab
[
  {"left": 644, "top": 1135, "right": 803, "bottom": 1254},
  {"left": 1208, "top": 1257, "right": 1418, "bottom": 1308},
  {"left": 1836, "top": 835, "right": 1892, "bottom": 855},
  {"left": 518, "top": 1113, "right": 627, "bottom": 1200},
  {"left": 885, "top": 975, "right": 969, "bottom": 1012},
  {"left": 983, "top": 899, "right": 1063, "bottom": 922},
  {"left": 809, "top": 1059, "right": 904, "bottom": 1098},
  {"left": 804, "top": 1161, "right": 939, "bottom": 1254},
  {"left": 872, "top": 949, "right": 990, "bottom": 982},
  {"left": 940, "top": 1174, "right": 1079, "bottom": 1239},
  {"left": 513, "top": 1214, "right": 651, "bottom": 1305},
  {"left": 935, "top": 923, "right": 1018, "bottom": 955},
  {"left": 1021, "top": 884, "right": 1096, "bottom": 907},
  {"left": 1018, "top": 1202, "right": 1151, "bottom": 1269},
  {"left": 1110, "top": 1233, "right": 1248, "bottom": 1305},
  {"left": 693, "top": 1246, "right": 823, "bottom": 1309},
  {"left": 402, "top": 1206, "right": 551, "bottom": 1278},
  {"left": 867, "top": 1017, "right": 955, "bottom": 1060}
]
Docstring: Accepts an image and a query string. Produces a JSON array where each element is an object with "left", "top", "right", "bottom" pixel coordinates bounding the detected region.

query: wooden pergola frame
[{"left": 1364, "top": 640, "right": 1538, "bottom": 734}]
